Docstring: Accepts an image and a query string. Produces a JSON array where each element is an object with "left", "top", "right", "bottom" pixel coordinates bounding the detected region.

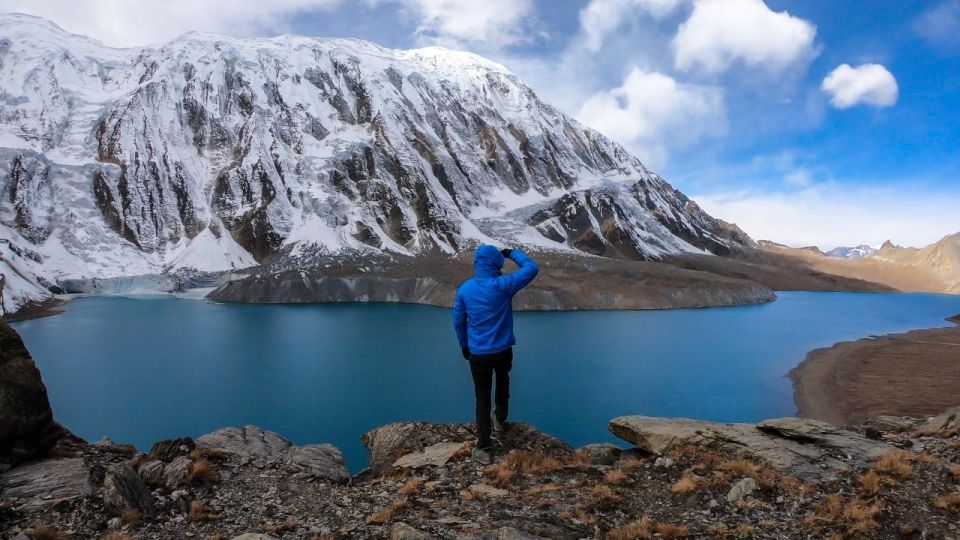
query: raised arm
[
  {"left": 453, "top": 289, "right": 468, "bottom": 348},
  {"left": 496, "top": 249, "right": 540, "bottom": 295}
]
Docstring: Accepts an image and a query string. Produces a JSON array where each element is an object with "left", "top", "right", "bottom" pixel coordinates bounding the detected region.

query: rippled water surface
[{"left": 13, "top": 291, "right": 960, "bottom": 471}]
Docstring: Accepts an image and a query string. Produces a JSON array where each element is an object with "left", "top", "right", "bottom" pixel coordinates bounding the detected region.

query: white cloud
[
  {"left": 913, "top": 0, "right": 960, "bottom": 51},
  {"left": 673, "top": 0, "right": 817, "bottom": 75},
  {"left": 579, "top": 0, "right": 682, "bottom": 51},
  {"left": 397, "top": 0, "right": 536, "bottom": 49},
  {"left": 2, "top": 0, "right": 342, "bottom": 47},
  {"left": 694, "top": 183, "right": 960, "bottom": 249},
  {"left": 576, "top": 68, "right": 725, "bottom": 168},
  {"left": 821, "top": 63, "right": 899, "bottom": 109}
]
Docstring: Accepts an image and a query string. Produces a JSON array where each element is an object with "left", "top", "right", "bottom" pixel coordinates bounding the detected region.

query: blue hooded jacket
[{"left": 453, "top": 245, "right": 540, "bottom": 356}]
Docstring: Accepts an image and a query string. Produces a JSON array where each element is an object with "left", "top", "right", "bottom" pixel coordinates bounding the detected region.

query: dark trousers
[{"left": 468, "top": 347, "right": 512, "bottom": 449}]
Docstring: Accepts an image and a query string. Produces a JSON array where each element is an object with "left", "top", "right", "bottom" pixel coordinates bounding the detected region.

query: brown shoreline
[{"left": 790, "top": 314, "right": 960, "bottom": 426}]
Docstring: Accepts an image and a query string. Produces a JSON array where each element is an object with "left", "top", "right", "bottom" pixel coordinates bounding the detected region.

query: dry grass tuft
[
  {"left": 485, "top": 449, "right": 563, "bottom": 487},
  {"left": 188, "top": 500, "right": 219, "bottom": 522},
  {"left": 588, "top": 484, "right": 623, "bottom": 509},
  {"left": 935, "top": 492, "right": 960, "bottom": 514},
  {"left": 187, "top": 457, "right": 219, "bottom": 486},
  {"left": 805, "top": 494, "right": 882, "bottom": 534},
  {"left": 736, "top": 498, "right": 760, "bottom": 511},
  {"left": 874, "top": 450, "right": 915, "bottom": 479},
  {"left": 842, "top": 498, "right": 883, "bottom": 534},
  {"left": 706, "top": 524, "right": 729, "bottom": 538},
  {"left": 120, "top": 508, "right": 141, "bottom": 527},
  {"left": 606, "top": 515, "right": 652, "bottom": 540},
  {"left": 718, "top": 458, "right": 762, "bottom": 477},
  {"left": 857, "top": 470, "right": 883, "bottom": 497},
  {"left": 263, "top": 518, "right": 300, "bottom": 533},
  {"left": 669, "top": 474, "right": 699, "bottom": 494},
  {"left": 949, "top": 440, "right": 960, "bottom": 451},
  {"left": 525, "top": 482, "right": 566, "bottom": 496},
  {"left": 733, "top": 524, "right": 756, "bottom": 537},
  {"left": 575, "top": 508, "right": 599, "bottom": 525},
  {"left": 604, "top": 468, "right": 628, "bottom": 485},
  {"left": 365, "top": 496, "right": 409, "bottom": 524},
  {"left": 26, "top": 526, "right": 67, "bottom": 540},
  {"left": 451, "top": 442, "right": 473, "bottom": 459},
  {"left": 916, "top": 452, "right": 939, "bottom": 464},
  {"left": 400, "top": 477, "right": 424, "bottom": 496},
  {"left": 99, "top": 533, "right": 134, "bottom": 540},
  {"left": 655, "top": 522, "right": 690, "bottom": 539},
  {"left": 947, "top": 464, "right": 960, "bottom": 478},
  {"left": 566, "top": 449, "right": 593, "bottom": 468}
]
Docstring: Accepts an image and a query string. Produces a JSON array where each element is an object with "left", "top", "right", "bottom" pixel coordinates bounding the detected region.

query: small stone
[
  {"left": 107, "top": 517, "right": 122, "bottom": 530},
  {"left": 469, "top": 483, "right": 509, "bottom": 498},
  {"left": 654, "top": 456, "right": 675, "bottom": 468},
  {"left": 391, "top": 521, "right": 436, "bottom": 540},
  {"left": 726, "top": 477, "right": 757, "bottom": 504}
]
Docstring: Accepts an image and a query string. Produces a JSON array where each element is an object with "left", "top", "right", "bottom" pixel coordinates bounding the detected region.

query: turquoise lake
[{"left": 12, "top": 291, "right": 960, "bottom": 472}]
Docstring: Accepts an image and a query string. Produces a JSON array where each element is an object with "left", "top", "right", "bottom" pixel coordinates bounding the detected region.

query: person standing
[{"left": 453, "top": 245, "right": 539, "bottom": 463}]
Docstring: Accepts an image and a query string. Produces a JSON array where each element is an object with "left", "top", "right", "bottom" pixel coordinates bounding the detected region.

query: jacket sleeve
[
  {"left": 452, "top": 289, "right": 468, "bottom": 348},
  {"left": 496, "top": 249, "right": 540, "bottom": 295}
]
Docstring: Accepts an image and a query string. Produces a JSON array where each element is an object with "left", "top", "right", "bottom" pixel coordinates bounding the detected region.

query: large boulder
[
  {"left": 284, "top": 444, "right": 350, "bottom": 483},
  {"left": 148, "top": 437, "right": 196, "bottom": 462},
  {"left": 609, "top": 415, "right": 893, "bottom": 483},
  {"left": 102, "top": 462, "right": 156, "bottom": 517},
  {"left": 197, "top": 426, "right": 293, "bottom": 460},
  {"left": 0, "top": 323, "right": 64, "bottom": 465},
  {"left": 198, "top": 425, "right": 349, "bottom": 482},
  {"left": 917, "top": 406, "right": 960, "bottom": 437}
]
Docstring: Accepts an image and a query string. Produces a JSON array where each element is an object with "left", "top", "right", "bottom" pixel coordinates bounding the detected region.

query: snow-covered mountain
[
  {"left": 824, "top": 244, "right": 878, "bottom": 259},
  {"left": 0, "top": 14, "right": 752, "bottom": 315}
]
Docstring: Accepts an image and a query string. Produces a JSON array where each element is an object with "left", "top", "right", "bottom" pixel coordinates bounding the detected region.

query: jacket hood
[{"left": 473, "top": 244, "right": 504, "bottom": 277}]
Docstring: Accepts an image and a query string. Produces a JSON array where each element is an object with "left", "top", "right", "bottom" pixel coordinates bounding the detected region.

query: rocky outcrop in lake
[{"left": 207, "top": 251, "right": 778, "bottom": 311}]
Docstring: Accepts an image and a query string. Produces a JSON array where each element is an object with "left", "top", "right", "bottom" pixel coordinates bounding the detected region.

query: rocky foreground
[{"left": 3, "top": 325, "right": 960, "bottom": 539}]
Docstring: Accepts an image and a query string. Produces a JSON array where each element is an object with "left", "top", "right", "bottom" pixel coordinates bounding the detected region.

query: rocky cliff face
[
  {"left": 0, "top": 322, "right": 63, "bottom": 466},
  {"left": 0, "top": 14, "right": 753, "bottom": 315}
]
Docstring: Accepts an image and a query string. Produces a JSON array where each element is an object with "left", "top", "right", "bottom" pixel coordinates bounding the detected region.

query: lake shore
[{"left": 790, "top": 313, "right": 960, "bottom": 425}]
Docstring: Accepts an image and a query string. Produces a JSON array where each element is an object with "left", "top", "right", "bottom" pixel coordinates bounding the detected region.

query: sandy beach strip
[{"left": 790, "top": 314, "right": 960, "bottom": 426}]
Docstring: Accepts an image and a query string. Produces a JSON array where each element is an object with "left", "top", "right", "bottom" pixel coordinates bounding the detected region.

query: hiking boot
[
  {"left": 492, "top": 414, "right": 508, "bottom": 434},
  {"left": 471, "top": 447, "right": 492, "bottom": 465}
]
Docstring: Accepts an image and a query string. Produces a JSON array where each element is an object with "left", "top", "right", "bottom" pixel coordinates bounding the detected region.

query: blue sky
[{"left": 5, "top": 0, "right": 959, "bottom": 248}]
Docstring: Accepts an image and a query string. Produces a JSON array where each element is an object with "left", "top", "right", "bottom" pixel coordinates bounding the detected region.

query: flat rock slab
[
  {"left": 198, "top": 426, "right": 293, "bottom": 460},
  {"left": 363, "top": 421, "right": 571, "bottom": 475},
  {"left": 394, "top": 441, "right": 465, "bottom": 469},
  {"left": 609, "top": 415, "right": 893, "bottom": 483},
  {"left": 0, "top": 457, "right": 92, "bottom": 509}
]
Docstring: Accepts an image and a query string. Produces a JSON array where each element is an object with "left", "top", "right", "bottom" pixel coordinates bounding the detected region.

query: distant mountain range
[
  {"left": 758, "top": 233, "right": 960, "bottom": 295},
  {"left": 824, "top": 244, "right": 878, "bottom": 259},
  {"left": 0, "top": 14, "right": 751, "bottom": 315}
]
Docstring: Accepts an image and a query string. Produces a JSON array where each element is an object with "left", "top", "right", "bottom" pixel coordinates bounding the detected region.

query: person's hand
[
  {"left": 461, "top": 347, "right": 471, "bottom": 360},
  {"left": 500, "top": 248, "right": 512, "bottom": 258}
]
